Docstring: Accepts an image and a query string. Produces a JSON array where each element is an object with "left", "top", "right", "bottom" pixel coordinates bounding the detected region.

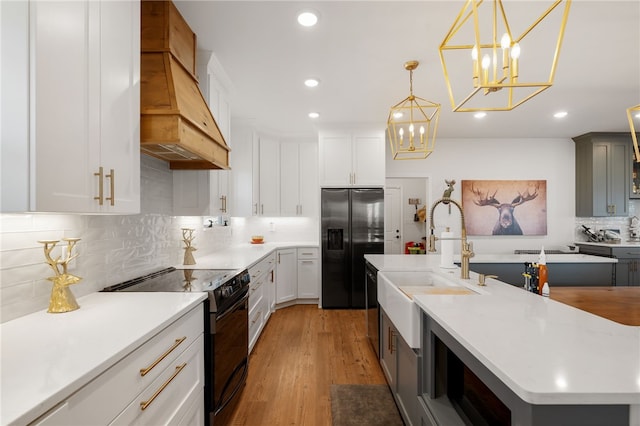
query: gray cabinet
[
  {"left": 612, "top": 247, "right": 640, "bottom": 286},
  {"left": 574, "top": 132, "right": 632, "bottom": 217},
  {"left": 380, "top": 308, "right": 419, "bottom": 426},
  {"left": 577, "top": 244, "right": 640, "bottom": 286}
]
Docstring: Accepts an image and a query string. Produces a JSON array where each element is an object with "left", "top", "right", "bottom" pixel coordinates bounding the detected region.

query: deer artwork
[{"left": 471, "top": 184, "right": 539, "bottom": 235}]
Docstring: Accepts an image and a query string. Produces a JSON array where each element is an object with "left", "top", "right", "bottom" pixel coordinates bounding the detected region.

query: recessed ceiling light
[
  {"left": 297, "top": 11, "right": 318, "bottom": 27},
  {"left": 304, "top": 78, "right": 319, "bottom": 88},
  {"left": 308, "top": 112, "right": 319, "bottom": 119},
  {"left": 393, "top": 112, "right": 403, "bottom": 119},
  {"left": 635, "top": 112, "right": 640, "bottom": 119},
  {"left": 474, "top": 112, "right": 487, "bottom": 119},
  {"left": 554, "top": 111, "right": 568, "bottom": 118}
]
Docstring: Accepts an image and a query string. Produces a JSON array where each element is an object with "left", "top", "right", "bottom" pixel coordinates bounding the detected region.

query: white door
[
  {"left": 352, "top": 132, "right": 385, "bottom": 186},
  {"left": 385, "top": 186, "right": 402, "bottom": 254}
]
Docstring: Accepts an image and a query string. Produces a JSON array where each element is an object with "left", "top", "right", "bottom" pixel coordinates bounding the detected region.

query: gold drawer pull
[
  {"left": 105, "top": 169, "right": 115, "bottom": 206},
  {"left": 94, "top": 167, "right": 104, "bottom": 205},
  {"left": 139, "top": 337, "right": 186, "bottom": 377},
  {"left": 140, "top": 362, "right": 187, "bottom": 411}
]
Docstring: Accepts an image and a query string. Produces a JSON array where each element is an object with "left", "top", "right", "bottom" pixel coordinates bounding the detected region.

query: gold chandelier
[
  {"left": 387, "top": 61, "right": 441, "bottom": 160},
  {"left": 439, "top": 0, "right": 572, "bottom": 112},
  {"left": 628, "top": 104, "right": 640, "bottom": 162}
]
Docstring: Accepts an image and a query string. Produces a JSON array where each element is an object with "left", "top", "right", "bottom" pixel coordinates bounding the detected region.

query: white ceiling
[{"left": 175, "top": 1, "right": 640, "bottom": 140}]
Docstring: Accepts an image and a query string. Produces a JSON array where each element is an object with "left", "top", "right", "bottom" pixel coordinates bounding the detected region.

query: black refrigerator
[{"left": 321, "top": 188, "right": 384, "bottom": 308}]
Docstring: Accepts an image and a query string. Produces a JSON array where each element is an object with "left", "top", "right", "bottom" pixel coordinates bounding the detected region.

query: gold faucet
[
  {"left": 428, "top": 196, "right": 474, "bottom": 279},
  {"left": 478, "top": 274, "right": 498, "bottom": 286}
]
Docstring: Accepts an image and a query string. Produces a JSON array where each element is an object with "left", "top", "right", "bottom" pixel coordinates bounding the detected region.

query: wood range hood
[{"left": 140, "top": 0, "right": 230, "bottom": 170}]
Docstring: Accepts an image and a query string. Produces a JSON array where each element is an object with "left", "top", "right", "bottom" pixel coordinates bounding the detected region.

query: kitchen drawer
[
  {"left": 249, "top": 276, "right": 264, "bottom": 312},
  {"left": 611, "top": 247, "right": 640, "bottom": 258},
  {"left": 249, "top": 253, "right": 276, "bottom": 282},
  {"left": 109, "top": 334, "right": 205, "bottom": 425},
  {"left": 297, "top": 247, "right": 319, "bottom": 259},
  {"left": 249, "top": 299, "right": 265, "bottom": 353},
  {"left": 32, "top": 305, "right": 204, "bottom": 425}
]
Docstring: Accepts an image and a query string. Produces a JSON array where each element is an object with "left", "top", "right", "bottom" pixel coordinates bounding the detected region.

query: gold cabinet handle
[
  {"left": 94, "top": 167, "right": 104, "bottom": 205},
  {"left": 140, "top": 362, "right": 187, "bottom": 411},
  {"left": 220, "top": 195, "right": 227, "bottom": 213},
  {"left": 139, "top": 337, "right": 186, "bottom": 377},
  {"left": 105, "top": 169, "right": 115, "bottom": 206}
]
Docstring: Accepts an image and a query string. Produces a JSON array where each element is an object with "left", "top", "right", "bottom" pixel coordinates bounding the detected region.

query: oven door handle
[{"left": 216, "top": 292, "right": 248, "bottom": 322}]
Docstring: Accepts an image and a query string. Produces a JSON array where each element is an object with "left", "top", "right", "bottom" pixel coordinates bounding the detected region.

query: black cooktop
[{"left": 102, "top": 267, "right": 239, "bottom": 293}]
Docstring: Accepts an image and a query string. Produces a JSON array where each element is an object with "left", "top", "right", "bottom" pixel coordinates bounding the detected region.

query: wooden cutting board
[
  {"left": 550, "top": 287, "right": 640, "bottom": 326},
  {"left": 399, "top": 286, "right": 476, "bottom": 299}
]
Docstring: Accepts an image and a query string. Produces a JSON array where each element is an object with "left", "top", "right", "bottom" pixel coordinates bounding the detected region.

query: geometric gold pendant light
[
  {"left": 628, "top": 104, "right": 640, "bottom": 162},
  {"left": 439, "top": 0, "right": 572, "bottom": 112},
  {"left": 387, "top": 61, "right": 441, "bottom": 160}
]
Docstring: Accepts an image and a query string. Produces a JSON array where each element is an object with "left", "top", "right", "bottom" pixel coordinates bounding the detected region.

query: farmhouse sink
[{"left": 377, "top": 269, "right": 484, "bottom": 348}]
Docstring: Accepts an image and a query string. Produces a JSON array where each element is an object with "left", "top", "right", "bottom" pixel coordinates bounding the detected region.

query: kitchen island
[{"left": 365, "top": 254, "right": 639, "bottom": 426}]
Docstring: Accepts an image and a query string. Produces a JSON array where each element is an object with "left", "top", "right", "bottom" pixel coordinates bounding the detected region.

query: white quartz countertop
[
  {"left": 0, "top": 292, "right": 207, "bottom": 426},
  {"left": 365, "top": 254, "right": 640, "bottom": 406},
  {"left": 176, "top": 241, "right": 319, "bottom": 270}
]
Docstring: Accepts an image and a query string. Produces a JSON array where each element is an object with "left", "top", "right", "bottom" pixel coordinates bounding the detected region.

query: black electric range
[{"left": 102, "top": 267, "right": 251, "bottom": 426}]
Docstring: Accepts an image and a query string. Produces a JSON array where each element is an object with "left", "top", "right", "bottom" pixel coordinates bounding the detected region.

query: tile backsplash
[{"left": 574, "top": 201, "right": 640, "bottom": 242}]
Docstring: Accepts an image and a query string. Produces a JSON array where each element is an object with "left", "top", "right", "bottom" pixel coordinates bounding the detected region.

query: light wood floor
[{"left": 228, "top": 305, "right": 387, "bottom": 425}]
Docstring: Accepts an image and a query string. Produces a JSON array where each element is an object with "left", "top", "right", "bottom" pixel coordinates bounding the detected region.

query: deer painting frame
[{"left": 461, "top": 180, "right": 547, "bottom": 236}]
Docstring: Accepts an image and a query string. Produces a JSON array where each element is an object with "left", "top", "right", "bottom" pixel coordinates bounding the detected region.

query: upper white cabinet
[
  {"left": 280, "top": 142, "right": 319, "bottom": 216},
  {"left": 319, "top": 130, "right": 385, "bottom": 187},
  {"left": 173, "top": 170, "right": 229, "bottom": 217},
  {"left": 1, "top": 0, "right": 140, "bottom": 213},
  {"left": 258, "top": 135, "right": 280, "bottom": 216},
  {"left": 230, "top": 121, "right": 319, "bottom": 217}
]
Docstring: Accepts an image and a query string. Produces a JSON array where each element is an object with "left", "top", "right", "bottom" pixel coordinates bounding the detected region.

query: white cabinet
[
  {"left": 248, "top": 252, "right": 275, "bottom": 353},
  {"left": 276, "top": 248, "right": 297, "bottom": 304},
  {"left": 280, "top": 142, "right": 319, "bottom": 216},
  {"left": 230, "top": 123, "right": 319, "bottom": 217},
  {"left": 1, "top": 0, "right": 140, "bottom": 213},
  {"left": 33, "top": 305, "right": 205, "bottom": 426},
  {"left": 258, "top": 135, "right": 280, "bottom": 216},
  {"left": 173, "top": 170, "right": 229, "bottom": 217},
  {"left": 297, "top": 248, "right": 319, "bottom": 299},
  {"left": 174, "top": 52, "right": 232, "bottom": 218},
  {"left": 319, "top": 130, "right": 385, "bottom": 187}
]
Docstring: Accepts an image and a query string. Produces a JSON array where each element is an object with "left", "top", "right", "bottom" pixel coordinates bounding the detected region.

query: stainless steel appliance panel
[
  {"left": 365, "top": 261, "right": 380, "bottom": 357},
  {"left": 321, "top": 188, "right": 384, "bottom": 309},
  {"left": 351, "top": 189, "right": 384, "bottom": 308},
  {"left": 321, "top": 188, "right": 351, "bottom": 308}
]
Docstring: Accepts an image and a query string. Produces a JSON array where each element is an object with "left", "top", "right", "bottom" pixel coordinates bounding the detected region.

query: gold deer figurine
[
  {"left": 182, "top": 228, "right": 197, "bottom": 265},
  {"left": 38, "top": 238, "right": 82, "bottom": 313}
]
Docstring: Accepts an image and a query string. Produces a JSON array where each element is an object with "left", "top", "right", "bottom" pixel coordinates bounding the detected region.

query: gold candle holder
[
  {"left": 38, "top": 238, "right": 82, "bottom": 313},
  {"left": 181, "top": 228, "right": 197, "bottom": 265}
]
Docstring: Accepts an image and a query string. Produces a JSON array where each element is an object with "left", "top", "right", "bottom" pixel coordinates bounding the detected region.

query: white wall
[{"left": 387, "top": 137, "right": 576, "bottom": 254}]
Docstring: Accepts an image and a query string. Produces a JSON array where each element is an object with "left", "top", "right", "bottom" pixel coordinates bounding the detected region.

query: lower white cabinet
[
  {"left": 32, "top": 305, "right": 205, "bottom": 426},
  {"left": 297, "top": 248, "right": 319, "bottom": 299},
  {"left": 248, "top": 253, "right": 276, "bottom": 353},
  {"left": 276, "top": 248, "right": 297, "bottom": 304}
]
